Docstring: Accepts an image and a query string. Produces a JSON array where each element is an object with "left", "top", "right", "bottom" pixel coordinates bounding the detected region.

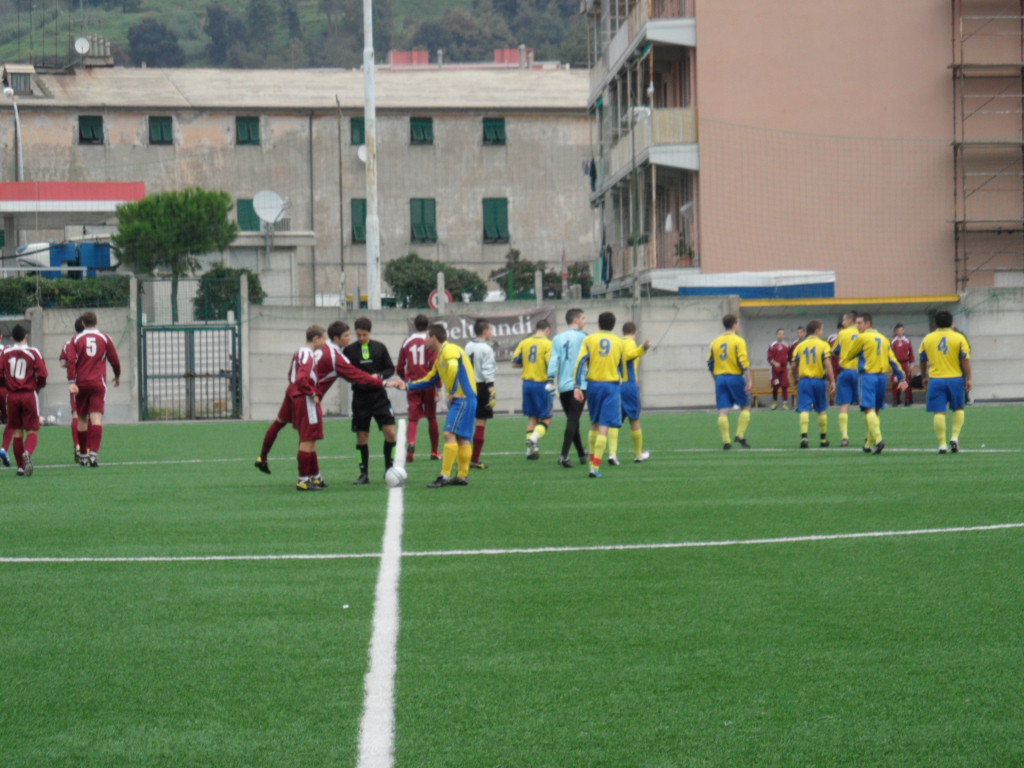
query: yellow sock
[
  {"left": 817, "top": 413, "right": 828, "bottom": 437},
  {"left": 593, "top": 433, "right": 607, "bottom": 463},
  {"left": 799, "top": 412, "right": 810, "bottom": 434},
  {"left": 839, "top": 412, "right": 849, "bottom": 439},
  {"left": 532, "top": 423, "right": 547, "bottom": 441},
  {"left": 866, "top": 412, "right": 882, "bottom": 444},
  {"left": 952, "top": 410, "right": 965, "bottom": 439},
  {"left": 442, "top": 442, "right": 458, "bottom": 476},
  {"left": 456, "top": 442, "right": 472, "bottom": 477},
  {"left": 632, "top": 428, "right": 643, "bottom": 456},
  {"left": 607, "top": 428, "right": 620, "bottom": 457},
  {"left": 933, "top": 413, "right": 947, "bottom": 445},
  {"left": 737, "top": 409, "right": 751, "bottom": 438},
  {"left": 589, "top": 428, "right": 598, "bottom": 455},
  {"left": 718, "top": 415, "right": 731, "bottom": 444}
]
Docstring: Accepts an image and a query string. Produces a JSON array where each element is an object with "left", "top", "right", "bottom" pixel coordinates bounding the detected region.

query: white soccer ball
[
  {"left": 47, "top": 414, "right": 57, "bottom": 425},
  {"left": 384, "top": 466, "right": 408, "bottom": 488}
]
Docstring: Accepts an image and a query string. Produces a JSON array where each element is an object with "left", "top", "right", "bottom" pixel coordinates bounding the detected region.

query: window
[
  {"left": 410, "top": 117, "right": 433, "bottom": 146},
  {"left": 236, "top": 116, "right": 260, "bottom": 146},
  {"left": 9, "top": 72, "right": 31, "bottom": 94},
  {"left": 483, "top": 117, "right": 506, "bottom": 146},
  {"left": 236, "top": 199, "right": 261, "bottom": 232},
  {"left": 483, "top": 198, "right": 509, "bottom": 243},
  {"left": 351, "top": 198, "right": 367, "bottom": 243},
  {"left": 351, "top": 117, "right": 365, "bottom": 146},
  {"left": 149, "top": 116, "right": 173, "bottom": 146},
  {"left": 410, "top": 198, "right": 437, "bottom": 243},
  {"left": 78, "top": 116, "right": 104, "bottom": 145}
]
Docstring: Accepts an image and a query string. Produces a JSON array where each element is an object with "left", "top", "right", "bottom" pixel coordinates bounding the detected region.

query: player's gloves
[
  {"left": 544, "top": 379, "right": 556, "bottom": 393},
  {"left": 489, "top": 388, "right": 497, "bottom": 409}
]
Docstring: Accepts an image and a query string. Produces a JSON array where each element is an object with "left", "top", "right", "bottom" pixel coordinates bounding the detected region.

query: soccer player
[
  {"left": 464, "top": 319, "right": 496, "bottom": 469},
  {"left": 282, "top": 325, "right": 327, "bottom": 490},
  {"left": 842, "top": 312, "right": 908, "bottom": 454},
  {"left": 890, "top": 323, "right": 915, "bottom": 406},
  {"left": 58, "top": 316, "right": 85, "bottom": 463},
  {"left": 826, "top": 322, "right": 842, "bottom": 405},
  {"left": 343, "top": 317, "right": 398, "bottom": 485},
  {"left": 707, "top": 314, "right": 752, "bottom": 450},
  {"left": 66, "top": 310, "right": 121, "bottom": 467},
  {"left": 0, "top": 326, "right": 6, "bottom": 436},
  {"left": 0, "top": 325, "right": 47, "bottom": 476},
  {"left": 767, "top": 328, "right": 791, "bottom": 410},
  {"left": 572, "top": 311, "right": 626, "bottom": 478},
  {"left": 396, "top": 314, "right": 440, "bottom": 463},
  {"left": 607, "top": 321, "right": 651, "bottom": 464},
  {"left": 789, "top": 319, "right": 836, "bottom": 448},
  {"left": 831, "top": 310, "right": 860, "bottom": 447},
  {"left": 547, "top": 308, "right": 588, "bottom": 468},
  {"left": 511, "top": 319, "right": 553, "bottom": 460},
  {"left": 919, "top": 311, "right": 972, "bottom": 454},
  {"left": 409, "top": 324, "right": 478, "bottom": 487}
]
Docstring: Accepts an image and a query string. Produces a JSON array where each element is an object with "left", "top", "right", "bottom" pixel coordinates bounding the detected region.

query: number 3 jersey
[{"left": 67, "top": 329, "right": 121, "bottom": 386}]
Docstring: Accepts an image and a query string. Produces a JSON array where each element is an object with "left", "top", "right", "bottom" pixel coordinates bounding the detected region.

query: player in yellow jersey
[
  {"left": 831, "top": 310, "right": 860, "bottom": 447},
  {"left": 408, "top": 324, "right": 478, "bottom": 487},
  {"left": 842, "top": 312, "right": 908, "bottom": 454},
  {"left": 919, "top": 310, "right": 972, "bottom": 454},
  {"left": 707, "top": 314, "right": 752, "bottom": 449},
  {"left": 789, "top": 320, "right": 836, "bottom": 449},
  {"left": 606, "top": 322, "right": 652, "bottom": 465},
  {"left": 511, "top": 320, "right": 553, "bottom": 460},
  {"left": 572, "top": 311, "right": 626, "bottom": 478}
]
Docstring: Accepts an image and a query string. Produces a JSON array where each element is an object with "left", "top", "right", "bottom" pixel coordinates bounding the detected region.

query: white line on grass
[{"left": 3, "top": 523, "right": 1022, "bottom": 565}]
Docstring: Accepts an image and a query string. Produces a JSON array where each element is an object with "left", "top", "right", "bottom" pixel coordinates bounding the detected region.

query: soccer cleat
[
  {"left": 557, "top": 456, "right": 573, "bottom": 468},
  {"left": 88, "top": 454, "right": 99, "bottom": 468},
  {"left": 449, "top": 477, "right": 469, "bottom": 486},
  {"left": 872, "top": 441, "right": 886, "bottom": 455},
  {"left": 862, "top": 443, "right": 872, "bottom": 454},
  {"left": 634, "top": 451, "right": 650, "bottom": 463},
  {"left": 353, "top": 473, "right": 370, "bottom": 485},
  {"left": 938, "top": 444, "right": 948, "bottom": 454},
  {"left": 820, "top": 439, "right": 830, "bottom": 448},
  {"left": 800, "top": 438, "right": 809, "bottom": 449},
  {"left": 770, "top": 402, "right": 778, "bottom": 411},
  {"left": 296, "top": 480, "right": 322, "bottom": 491},
  {"left": 79, "top": 454, "right": 90, "bottom": 466},
  {"left": 735, "top": 436, "right": 751, "bottom": 449},
  {"left": 22, "top": 451, "right": 33, "bottom": 477},
  {"left": 0, "top": 448, "right": 8, "bottom": 467},
  {"left": 840, "top": 438, "right": 849, "bottom": 448},
  {"left": 406, "top": 444, "right": 415, "bottom": 462},
  {"left": 255, "top": 458, "right": 271, "bottom": 475},
  {"left": 469, "top": 461, "right": 488, "bottom": 470},
  {"left": 312, "top": 476, "right": 327, "bottom": 488},
  {"left": 607, "top": 455, "right": 620, "bottom": 466},
  {"left": 782, "top": 403, "right": 789, "bottom": 411},
  {"left": 578, "top": 452, "right": 589, "bottom": 464},
  {"left": 526, "top": 452, "right": 540, "bottom": 461},
  {"left": 16, "top": 467, "right": 25, "bottom": 476},
  {"left": 950, "top": 437, "right": 959, "bottom": 453},
  {"left": 427, "top": 475, "right": 450, "bottom": 488},
  {"left": 723, "top": 442, "right": 732, "bottom": 450},
  {"left": 588, "top": 468, "right": 602, "bottom": 478},
  {"left": 430, "top": 451, "right": 442, "bottom": 461}
]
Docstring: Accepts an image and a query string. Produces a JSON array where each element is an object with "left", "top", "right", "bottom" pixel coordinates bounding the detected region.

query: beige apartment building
[
  {"left": 0, "top": 55, "right": 592, "bottom": 304},
  {"left": 583, "top": 0, "right": 1024, "bottom": 299}
]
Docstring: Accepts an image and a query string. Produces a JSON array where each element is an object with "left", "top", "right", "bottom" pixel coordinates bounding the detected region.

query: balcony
[{"left": 596, "top": 107, "right": 698, "bottom": 192}]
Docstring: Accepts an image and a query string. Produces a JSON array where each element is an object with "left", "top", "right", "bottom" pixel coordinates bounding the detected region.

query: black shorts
[
  {"left": 351, "top": 392, "right": 396, "bottom": 432},
  {"left": 475, "top": 382, "right": 494, "bottom": 420}
]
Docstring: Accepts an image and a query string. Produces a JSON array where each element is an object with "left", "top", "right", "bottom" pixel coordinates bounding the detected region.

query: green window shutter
[
  {"left": 410, "top": 117, "right": 433, "bottom": 145},
  {"left": 0, "top": 230, "right": 5, "bottom": 249},
  {"left": 410, "top": 198, "right": 437, "bottom": 243},
  {"left": 78, "top": 115, "right": 104, "bottom": 144},
  {"left": 483, "top": 117, "right": 506, "bottom": 145},
  {"left": 483, "top": 198, "right": 509, "bottom": 243},
  {"left": 149, "top": 116, "right": 172, "bottom": 145},
  {"left": 352, "top": 198, "right": 367, "bottom": 243},
  {"left": 236, "top": 116, "right": 260, "bottom": 146},
  {"left": 351, "top": 117, "right": 365, "bottom": 146},
  {"left": 237, "top": 199, "right": 260, "bottom": 232}
]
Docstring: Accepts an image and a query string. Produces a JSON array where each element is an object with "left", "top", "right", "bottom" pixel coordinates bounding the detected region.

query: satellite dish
[
  {"left": 74, "top": 37, "right": 91, "bottom": 55},
  {"left": 357, "top": 145, "right": 368, "bottom": 163},
  {"left": 252, "top": 190, "right": 285, "bottom": 224}
]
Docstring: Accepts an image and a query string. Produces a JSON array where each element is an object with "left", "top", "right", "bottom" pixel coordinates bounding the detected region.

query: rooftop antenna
[{"left": 252, "top": 189, "right": 285, "bottom": 267}]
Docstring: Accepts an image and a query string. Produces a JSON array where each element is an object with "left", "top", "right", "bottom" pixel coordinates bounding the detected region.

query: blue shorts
[
  {"left": 522, "top": 380, "right": 552, "bottom": 419},
  {"left": 620, "top": 381, "right": 641, "bottom": 421},
  {"left": 796, "top": 377, "right": 828, "bottom": 414},
  {"left": 835, "top": 369, "right": 860, "bottom": 406},
  {"left": 444, "top": 395, "right": 477, "bottom": 440},
  {"left": 926, "top": 377, "right": 965, "bottom": 413},
  {"left": 715, "top": 374, "right": 748, "bottom": 409},
  {"left": 859, "top": 373, "right": 888, "bottom": 411},
  {"left": 586, "top": 380, "right": 622, "bottom": 428}
]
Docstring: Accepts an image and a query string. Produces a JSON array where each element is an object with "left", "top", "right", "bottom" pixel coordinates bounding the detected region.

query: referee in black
[{"left": 343, "top": 317, "right": 397, "bottom": 484}]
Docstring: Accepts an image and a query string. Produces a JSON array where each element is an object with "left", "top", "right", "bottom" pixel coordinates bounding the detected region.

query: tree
[
  {"left": 113, "top": 188, "right": 239, "bottom": 323},
  {"left": 205, "top": 3, "right": 245, "bottom": 65},
  {"left": 127, "top": 18, "right": 186, "bottom": 67},
  {"left": 194, "top": 263, "right": 266, "bottom": 320},
  {"left": 489, "top": 248, "right": 591, "bottom": 298},
  {"left": 403, "top": 9, "right": 511, "bottom": 62},
  {"left": 384, "top": 253, "right": 486, "bottom": 307}
]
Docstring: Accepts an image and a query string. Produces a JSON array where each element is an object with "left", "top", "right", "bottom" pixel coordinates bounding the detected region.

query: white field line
[
  {"left": 3, "top": 522, "right": 1022, "bottom": 565},
  {"left": 354, "top": 419, "right": 407, "bottom": 768}
]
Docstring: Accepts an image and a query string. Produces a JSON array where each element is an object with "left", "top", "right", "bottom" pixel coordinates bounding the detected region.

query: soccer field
[{"left": 3, "top": 406, "right": 1023, "bottom": 767}]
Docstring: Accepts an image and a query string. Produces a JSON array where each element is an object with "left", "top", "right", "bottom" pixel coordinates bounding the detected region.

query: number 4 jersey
[{"left": 67, "top": 329, "right": 121, "bottom": 386}]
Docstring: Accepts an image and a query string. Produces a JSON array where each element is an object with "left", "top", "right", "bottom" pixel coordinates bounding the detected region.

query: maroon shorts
[
  {"left": 406, "top": 387, "right": 437, "bottom": 420},
  {"left": 276, "top": 394, "right": 294, "bottom": 425},
  {"left": 6, "top": 391, "right": 41, "bottom": 431},
  {"left": 290, "top": 395, "right": 324, "bottom": 442},
  {"left": 771, "top": 367, "right": 789, "bottom": 388},
  {"left": 75, "top": 381, "right": 107, "bottom": 418}
]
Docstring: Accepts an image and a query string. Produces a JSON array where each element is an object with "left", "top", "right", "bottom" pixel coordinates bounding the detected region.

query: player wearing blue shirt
[{"left": 547, "top": 309, "right": 588, "bottom": 468}]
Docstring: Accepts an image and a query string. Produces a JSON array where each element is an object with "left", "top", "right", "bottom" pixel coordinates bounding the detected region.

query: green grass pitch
[{"left": 2, "top": 405, "right": 1022, "bottom": 767}]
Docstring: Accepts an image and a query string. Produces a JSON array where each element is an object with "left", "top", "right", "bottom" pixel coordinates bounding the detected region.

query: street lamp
[{"left": 3, "top": 86, "right": 24, "bottom": 182}]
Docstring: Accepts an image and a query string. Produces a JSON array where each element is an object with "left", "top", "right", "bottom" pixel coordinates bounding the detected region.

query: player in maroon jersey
[
  {"left": 396, "top": 314, "right": 440, "bottom": 462},
  {"left": 59, "top": 317, "right": 86, "bottom": 463},
  {"left": 0, "top": 326, "right": 7, "bottom": 430},
  {"left": 0, "top": 325, "right": 48, "bottom": 476},
  {"left": 767, "top": 329, "right": 791, "bottom": 410},
  {"left": 890, "top": 323, "right": 915, "bottom": 406},
  {"left": 66, "top": 311, "right": 121, "bottom": 467},
  {"left": 280, "top": 325, "right": 327, "bottom": 491}
]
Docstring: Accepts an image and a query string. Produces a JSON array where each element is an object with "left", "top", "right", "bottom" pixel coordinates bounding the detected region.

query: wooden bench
[{"left": 749, "top": 368, "right": 777, "bottom": 408}]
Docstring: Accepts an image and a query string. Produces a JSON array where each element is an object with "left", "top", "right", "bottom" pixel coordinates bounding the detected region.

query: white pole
[
  {"left": 11, "top": 98, "right": 23, "bottom": 182},
  {"left": 363, "top": 0, "right": 382, "bottom": 310}
]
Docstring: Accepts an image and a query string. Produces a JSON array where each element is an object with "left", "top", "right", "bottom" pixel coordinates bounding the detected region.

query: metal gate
[{"left": 137, "top": 278, "right": 242, "bottom": 421}]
